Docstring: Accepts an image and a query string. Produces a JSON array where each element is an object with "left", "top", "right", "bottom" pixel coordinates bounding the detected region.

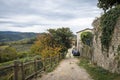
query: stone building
[{"left": 76, "top": 28, "right": 93, "bottom": 58}]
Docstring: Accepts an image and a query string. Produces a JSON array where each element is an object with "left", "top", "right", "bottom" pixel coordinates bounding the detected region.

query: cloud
[
  {"left": 0, "top": 17, "right": 94, "bottom": 34},
  {"left": 0, "top": 0, "right": 102, "bottom": 34}
]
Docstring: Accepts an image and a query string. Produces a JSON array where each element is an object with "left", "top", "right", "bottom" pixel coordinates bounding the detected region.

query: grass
[
  {"left": 46, "top": 63, "right": 58, "bottom": 73},
  {"left": 11, "top": 44, "right": 32, "bottom": 52},
  {"left": 78, "top": 58, "right": 120, "bottom": 80}
]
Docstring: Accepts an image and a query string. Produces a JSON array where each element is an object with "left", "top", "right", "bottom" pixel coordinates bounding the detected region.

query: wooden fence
[{"left": 0, "top": 53, "right": 65, "bottom": 80}]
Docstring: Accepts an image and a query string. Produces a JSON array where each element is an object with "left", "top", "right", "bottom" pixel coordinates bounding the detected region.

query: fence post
[
  {"left": 57, "top": 54, "right": 59, "bottom": 64},
  {"left": 60, "top": 53, "right": 62, "bottom": 60},
  {"left": 43, "top": 58, "right": 46, "bottom": 71},
  {"left": 21, "top": 62, "right": 25, "bottom": 80},
  {"left": 14, "top": 61, "right": 19, "bottom": 80},
  {"left": 55, "top": 56, "right": 57, "bottom": 65},
  {"left": 50, "top": 56, "right": 52, "bottom": 68},
  {"left": 34, "top": 60, "right": 37, "bottom": 78},
  {"left": 58, "top": 53, "right": 60, "bottom": 61}
]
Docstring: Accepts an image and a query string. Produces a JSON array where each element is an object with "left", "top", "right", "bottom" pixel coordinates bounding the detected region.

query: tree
[
  {"left": 48, "top": 27, "right": 73, "bottom": 52},
  {"left": 97, "top": 0, "right": 120, "bottom": 12},
  {"left": 0, "top": 46, "right": 17, "bottom": 63},
  {"left": 31, "top": 33, "right": 62, "bottom": 58},
  {"left": 31, "top": 27, "right": 73, "bottom": 58}
]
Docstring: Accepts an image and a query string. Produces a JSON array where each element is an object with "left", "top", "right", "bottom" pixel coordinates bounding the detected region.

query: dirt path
[
  {"left": 66, "top": 46, "right": 74, "bottom": 58},
  {"left": 38, "top": 58, "right": 93, "bottom": 80},
  {"left": 37, "top": 47, "right": 93, "bottom": 80}
]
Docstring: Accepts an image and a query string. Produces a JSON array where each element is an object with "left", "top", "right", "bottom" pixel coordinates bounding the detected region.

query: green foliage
[
  {"left": 17, "top": 52, "right": 30, "bottom": 58},
  {"left": 97, "top": 0, "right": 120, "bottom": 12},
  {"left": 48, "top": 27, "right": 73, "bottom": 52},
  {"left": 0, "top": 37, "right": 35, "bottom": 53},
  {"left": 100, "top": 5, "right": 120, "bottom": 51},
  {"left": 31, "top": 27, "right": 73, "bottom": 58},
  {"left": 79, "top": 58, "right": 120, "bottom": 80},
  {"left": 0, "top": 41, "right": 33, "bottom": 63},
  {"left": 0, "top": 46, "right": 17, "bottom": 63},
  {"left": 81, "top": 31, "right": 93, "bottom": 46}
]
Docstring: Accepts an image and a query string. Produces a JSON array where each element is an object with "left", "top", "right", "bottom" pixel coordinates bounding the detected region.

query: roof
[{"left": 76, "top": 28, "right": 93, "bottom": 33}]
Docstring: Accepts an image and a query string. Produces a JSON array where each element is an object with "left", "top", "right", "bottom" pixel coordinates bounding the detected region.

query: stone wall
[
  {"left": 92, "top": 17, "right": 120, "bottom": 73},
  {"left": 80, "top": 44, "right": 93, "bottom": 59}
]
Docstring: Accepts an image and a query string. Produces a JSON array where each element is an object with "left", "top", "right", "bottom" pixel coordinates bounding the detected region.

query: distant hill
[{"left": 0, "top": 31, "right": 38, "bottom": 42}]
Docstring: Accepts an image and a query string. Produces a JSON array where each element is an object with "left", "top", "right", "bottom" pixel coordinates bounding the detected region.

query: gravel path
[
  {"left": 37, "top": 47, "right": 93, "bottom": 80},
  {"left": 39, "top": 58, "right": 93, "bottom": 80}
]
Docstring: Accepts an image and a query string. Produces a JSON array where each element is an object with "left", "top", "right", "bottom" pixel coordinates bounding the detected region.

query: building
[{"left": 76, "top": 28, "right": 93, "bottom": 53}]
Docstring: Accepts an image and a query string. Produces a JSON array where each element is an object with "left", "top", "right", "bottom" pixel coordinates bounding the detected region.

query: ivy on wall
[
  {"left": 81, "top": 31, "right": 93, "bottom": 46},
  {"left": 100, "top": 5, "right": 120, "bottom": 52}
]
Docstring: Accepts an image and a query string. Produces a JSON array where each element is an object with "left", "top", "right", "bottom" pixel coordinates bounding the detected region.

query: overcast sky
[{"left": 0, "top": 0, "right": 102, "bottom": 34}]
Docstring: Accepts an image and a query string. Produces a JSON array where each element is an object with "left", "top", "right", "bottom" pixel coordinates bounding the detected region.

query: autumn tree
[{"left": 31, "top": 33, "right": 62, "bottom": 58}]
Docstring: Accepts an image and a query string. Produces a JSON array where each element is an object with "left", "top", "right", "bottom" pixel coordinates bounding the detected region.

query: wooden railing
[{"left": 0, "top": 53, "right": 65, "bottom": 80}]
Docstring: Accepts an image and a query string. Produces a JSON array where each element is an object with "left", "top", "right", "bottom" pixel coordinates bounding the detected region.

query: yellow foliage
[{"left": 31, "top": 33, "right": 62, "bottom": 58}]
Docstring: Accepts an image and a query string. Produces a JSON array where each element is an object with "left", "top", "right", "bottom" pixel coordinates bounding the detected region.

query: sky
[{"left": 0, "top": 0, "right": 102, "bottom": 34}]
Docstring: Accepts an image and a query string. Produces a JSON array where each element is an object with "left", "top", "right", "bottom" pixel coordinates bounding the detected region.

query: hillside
[{"left": 0, "top": 31, "right": 38, "bottom": 42}]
